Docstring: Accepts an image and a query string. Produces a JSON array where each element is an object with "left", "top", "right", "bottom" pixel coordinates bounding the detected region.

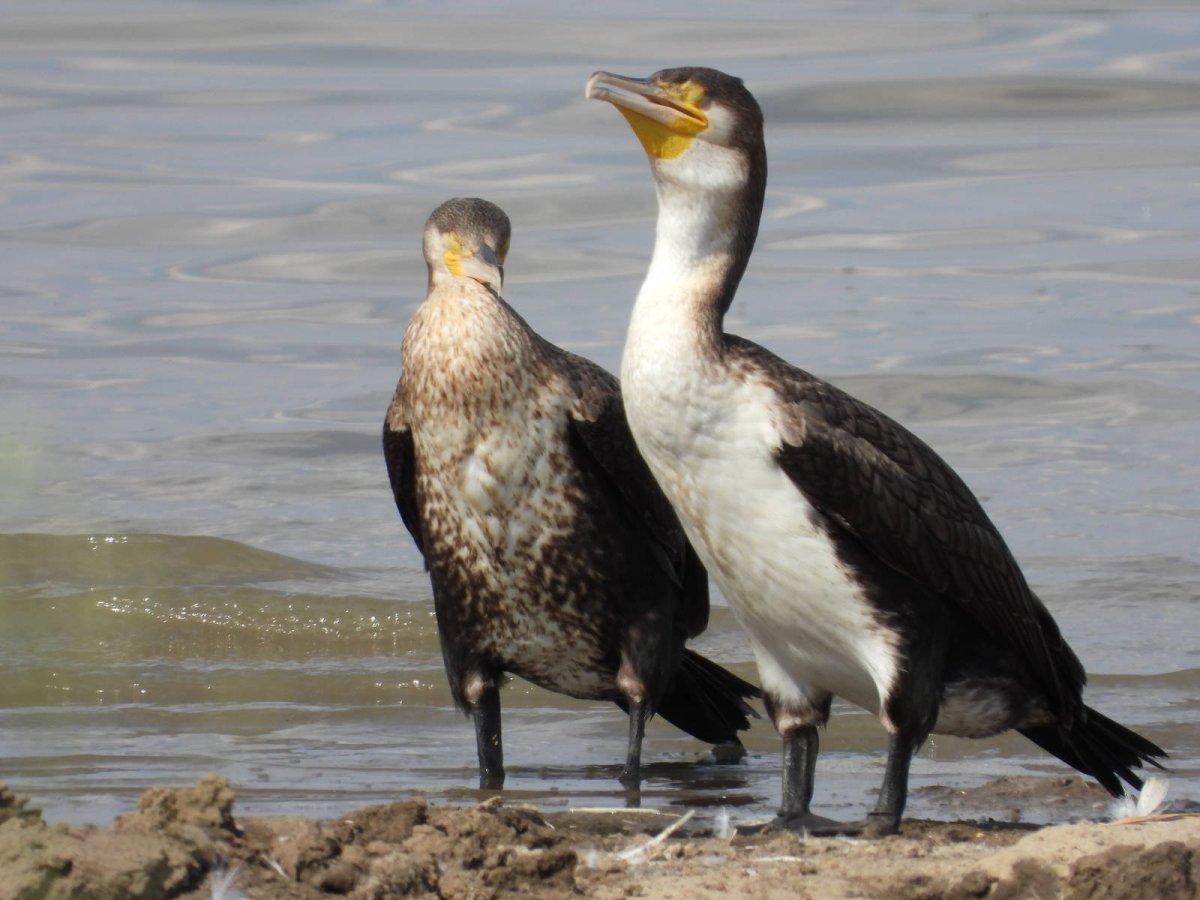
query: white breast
[{"left": 621, "top": 346, "right": 900, "bottom": 719}]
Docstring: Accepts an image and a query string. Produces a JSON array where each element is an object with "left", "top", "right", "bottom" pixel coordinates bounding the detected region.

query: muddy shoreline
[{"left": 2, "top": 775, "right": 1197, "bottom": 899}]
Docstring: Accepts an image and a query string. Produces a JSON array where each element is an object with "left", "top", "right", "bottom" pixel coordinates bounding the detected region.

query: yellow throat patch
[
  {"left": 443, "top": 232, "right": 466, "bottom": 276},
  {"left": 620, "top": 81, "right": 707, "bottom": 160}
]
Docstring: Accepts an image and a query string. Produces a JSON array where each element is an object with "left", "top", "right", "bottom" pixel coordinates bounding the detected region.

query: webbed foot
[{"left": 738, "top": 811, "right": 863, "bottom": 837}]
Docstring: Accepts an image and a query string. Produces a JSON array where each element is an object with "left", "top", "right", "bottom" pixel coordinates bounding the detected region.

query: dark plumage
[
  {"left": 382, "top": 197, "right": 759, "bottom": 790},
  {"left": 588, "top": 67, "right": 1166, "bottom": 833}
]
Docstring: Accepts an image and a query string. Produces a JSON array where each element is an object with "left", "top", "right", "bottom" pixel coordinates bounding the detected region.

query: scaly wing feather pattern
[{"left": 726, "top": 337, "right": 1086, "bottom": 719}]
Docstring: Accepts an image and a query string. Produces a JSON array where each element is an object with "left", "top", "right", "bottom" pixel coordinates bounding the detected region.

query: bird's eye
[{"left": 657, "top": 80, "right": 706, "bottom": 110}]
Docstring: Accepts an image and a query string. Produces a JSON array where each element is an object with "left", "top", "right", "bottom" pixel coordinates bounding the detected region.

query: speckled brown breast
[{"left": 399, "top": 279, "right": 627, "bottom": 700}]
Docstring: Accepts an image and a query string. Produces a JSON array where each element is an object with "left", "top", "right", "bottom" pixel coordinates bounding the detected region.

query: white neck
[{"left": 622, "top": 177, "right": 739, "bottom": 378}]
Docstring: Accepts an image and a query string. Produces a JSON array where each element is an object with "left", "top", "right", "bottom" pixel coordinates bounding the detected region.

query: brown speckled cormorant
[
  {"left": 383, "top": 197, "right": 759, "bottom": 791},
  {"left": 586, "top": 67, "right": 1165, "bottom": 833}
]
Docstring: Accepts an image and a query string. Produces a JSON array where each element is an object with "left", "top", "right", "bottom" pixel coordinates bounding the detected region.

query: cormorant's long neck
[{"left": 628, "top": 152, "right": 765, "bottom": 361}]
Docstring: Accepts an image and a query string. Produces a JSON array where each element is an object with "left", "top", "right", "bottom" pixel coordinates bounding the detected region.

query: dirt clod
[{"left": 0, "top": 777, "right": 1197, "bottom": 899}]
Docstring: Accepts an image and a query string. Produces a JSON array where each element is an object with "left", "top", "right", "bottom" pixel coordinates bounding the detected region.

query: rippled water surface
[{"left": 2, "top": 1, "right": 1198, "bottom": 827}]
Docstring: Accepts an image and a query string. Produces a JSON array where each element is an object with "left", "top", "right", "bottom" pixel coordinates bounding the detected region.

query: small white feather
[
  {"left": 1109, "top": 775, "right": 1169, "bottom": 820},
  {"left": 210, "top": 863, "right": 245, "bottom": 900},
  {"left": 713, "top": 806, "right": 735, "bottom": 840},
  {"left": 1135, "top": 775, "right": 1170, "bottom": 817}
]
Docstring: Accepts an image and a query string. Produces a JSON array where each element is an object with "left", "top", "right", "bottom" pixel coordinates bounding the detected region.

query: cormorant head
[
  {"left": 586, "top": 67, "right": 765, "bottom": 196},
  {"left": 422, "top": 197, "right": 511, "bottom": 294}
]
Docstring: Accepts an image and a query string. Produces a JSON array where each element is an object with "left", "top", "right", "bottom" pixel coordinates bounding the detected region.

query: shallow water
[{"left": 1, "top": 1, "right": 1198, "bottom": 827}]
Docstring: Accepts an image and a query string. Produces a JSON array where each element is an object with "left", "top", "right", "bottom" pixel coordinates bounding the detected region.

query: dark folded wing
[
  {"left": 382, "top": 387, "right": 427, "bottom": 567},
  {"left": 731, "top": 338, "right": 1085, "bottom": 717}
]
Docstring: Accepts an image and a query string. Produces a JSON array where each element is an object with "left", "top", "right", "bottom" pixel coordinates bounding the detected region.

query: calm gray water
[{"left": 1, "top": 1, "right": 1197, "bottom": 828}]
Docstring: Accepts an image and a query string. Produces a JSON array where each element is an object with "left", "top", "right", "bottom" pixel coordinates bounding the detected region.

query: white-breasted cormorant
[
  {"left": 587, "top": 67, "right": 1165, "bottom": 833},
  {"left": 383, "top": 197, "right": 760, "bottom": 791}
]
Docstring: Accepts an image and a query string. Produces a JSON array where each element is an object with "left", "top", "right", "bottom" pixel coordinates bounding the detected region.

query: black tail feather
[
  {"left": 1020, "top": 705, "right": 1167, "bottom": 796},
  {"left": 650, "top": 650, "right": 761, "bottom": 747}
]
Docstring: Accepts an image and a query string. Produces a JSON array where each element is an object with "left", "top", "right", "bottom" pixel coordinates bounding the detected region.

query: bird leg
[
  {"left": 864, "top": 731, "right": 917, "bottom": 835},
  {"left": 771, "top": 724, "right": 858, "bottom": 834},
  {"left": 780, "top": 723, "right": 818, "bottom": 815},
  {"left": 469, "top": 684, "right": 504, "bottom": 791},
  {"left": 738, "top": 725, "right": 851, "bottom": 834},
  {"left": 620, "top": 695, "right": 647, "bottom": 792}
]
